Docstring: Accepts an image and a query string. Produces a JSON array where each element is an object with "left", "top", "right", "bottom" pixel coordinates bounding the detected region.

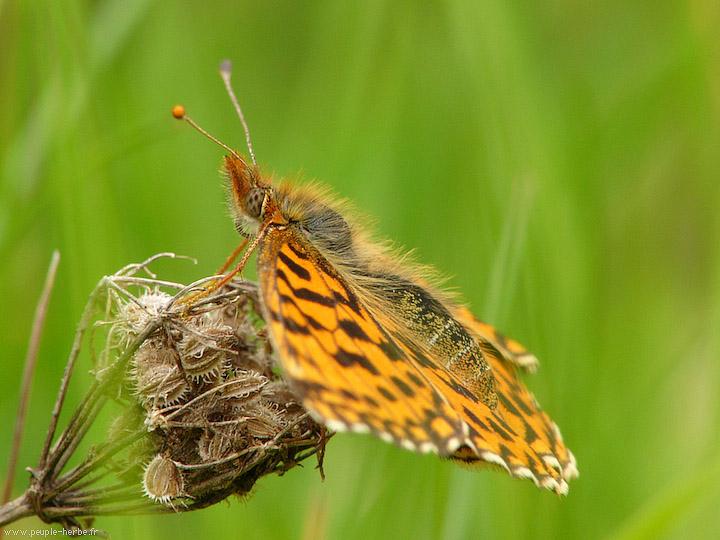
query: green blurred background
[{"left": 2, "top": 1, "right": 719, "bottom": 538}]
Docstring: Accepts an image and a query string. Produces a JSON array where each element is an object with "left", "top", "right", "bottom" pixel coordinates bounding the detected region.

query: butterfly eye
[{"left": 245, "top": 187, "right": 266, "bottom": 219}]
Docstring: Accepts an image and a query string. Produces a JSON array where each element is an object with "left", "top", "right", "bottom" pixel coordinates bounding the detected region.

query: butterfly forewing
[
  {"left": 256, "top": 223, "right": 576, "bottom": 492},
  {"left": 258, "top": 225, "right": 473, "bottom": 452}
]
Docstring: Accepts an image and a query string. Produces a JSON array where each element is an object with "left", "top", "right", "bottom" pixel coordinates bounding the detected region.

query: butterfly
[{"left": 173, "top": 61, "right": 577, "bottom": 494}]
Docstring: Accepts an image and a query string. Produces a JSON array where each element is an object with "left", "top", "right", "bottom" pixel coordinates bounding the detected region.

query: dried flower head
[
  {"left": 132, "top": 340, "right": 190, "bottom": 406},
  {"left": 6, "top": 255, "right": 328, "bottom": 531}
]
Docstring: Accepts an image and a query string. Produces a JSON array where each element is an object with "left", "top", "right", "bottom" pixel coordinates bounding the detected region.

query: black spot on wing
[
  {"left": 523, "top": 420, "right": 539, "bottom": 444},
  {"left": 437, "top": 373, "right": 480, "bottom": 404},
  {"left": 364, "top": 395, "right": 379, "bottom": 408},
  {"left": 304, "top": 313, "right": 327, "bottom": 331},
  {"left": 278, "top": 293, "right": 300, "bottom": 311},
  {"left": 335, "top": 347, "right": 380, "bottom": 375},
  {"left": 498, "top": 443, "right": 517, "bottom": 461},
  {"left": 494, "top": 332, "right": 509, "bottom": 349},
  {"left": 382, "top": 419, "right": 398, "bottom": 438},
  {"left": 399, "top": 419, "right": 421, "bottom": 442},
  {"left": 283, "top": 317, "right": 311, "bottom": 336},
  {"left": 379, "top": 340, "right": 403, "bottom": 361},
  {"left": 267, "top": 305, "right": 282, "bottom": 322},
  {"left": 487, "top": 417, "right": 515, "bottom": 442},
  {"left": 276, "top": 268, "right": 292, "bottom": 289},
  {"left": 378, "top": 386, "right": 397, "bottom": 402},
  {"left": 331, "top": 289, "right": 362, "bottom": 315},
  {"left": 278, "top": 251, "right": 311, "bottom": 280},
  {"left": 407, "top": 371, "right": 426, "bottom": 388},
  {"left": 431, "top": 390, "right": 445, "bottom": 408},
  {"left": 356, "top": 411, "right": 373, "bottom": 429},
  {"left": 286, "top": 240, "right": 310, "bottom": 260},
  {"left": 340, "top": 389, "right": 359, "bottom": 401},
  {"left": 463, "top": 406, "right": 490, "bottom": 433},
  {"left": 293, "top": 287, "right": 335, "bottom": 307},
  {"left": 283, "top": 339, "right": 298, "bottom": 359},
  {"left": 391, "top": 375, "right": 415, "bottom": 397},
  {"left": 338, "top": 318, "right": 371, "bottom": 341},
  {"left": 498, "top": 393, "right": 522, "bottom": 417},
  {"left": 542, "top": 422, "right": 557, "bottom": 443},
  {"left": 524, "top": 452, "right": 541, "bottom": 477},
  {"left": 512, "top": 389, "right": 537, "bottom": 417},
  {"left": 480, "top": 340, "right": 504, "bottom": 361},
  {"left": 290, "top": 379, "right": 326, "bottom": 396},
  {"left": 413, "top": 351, "right": 435, "bottom": 368}
]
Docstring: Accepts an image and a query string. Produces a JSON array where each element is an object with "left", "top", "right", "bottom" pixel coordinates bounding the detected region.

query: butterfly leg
[
  {"left": 217, "top": 238, "right": 248, "bottom": 274},
  {"left": 179, "top": 225, "right": 270, "bottom": 309},
  {"left": 204, "top": 225, "right": 268, "bottom": 291}
]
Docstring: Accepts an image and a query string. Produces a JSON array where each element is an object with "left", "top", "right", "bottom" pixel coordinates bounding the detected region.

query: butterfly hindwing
[{"left": 452, "top": 305, "right": 540, "bottom": 372}]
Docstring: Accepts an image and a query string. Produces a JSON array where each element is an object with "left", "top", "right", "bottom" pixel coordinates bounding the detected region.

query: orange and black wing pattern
[
  {"left": 446, "top": 337, "right": 578, "bottom": 490},
  {"left": 257, "top": 223, "right": 577, "bottom": 493}
]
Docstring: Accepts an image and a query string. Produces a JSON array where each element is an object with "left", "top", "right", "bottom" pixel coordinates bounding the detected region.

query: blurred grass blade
[
  {"left": 605, "top": 456, "right": 720, "bottom": 540},
  {"left": 2, "top": 250, "right": 60, "bottom": 505}
]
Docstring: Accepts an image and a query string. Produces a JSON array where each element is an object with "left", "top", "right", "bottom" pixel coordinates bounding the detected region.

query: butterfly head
[{"left": 223, "top": 154, "right": 281, "bottom": 236}]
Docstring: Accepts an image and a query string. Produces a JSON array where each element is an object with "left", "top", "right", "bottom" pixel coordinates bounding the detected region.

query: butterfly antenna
[
  {"left": 172, "top": 105, "right": 242, "bottom": 161},
  {"left": 218, "top": 60, "right": 257, "bottom": 168}
]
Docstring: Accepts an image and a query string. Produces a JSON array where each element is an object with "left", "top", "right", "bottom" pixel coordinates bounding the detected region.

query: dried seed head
[
  {"left": 143, "top": 455, "right": 185, "bottom": 505},
  {"left": 220, "top": 370, "right": 269, "bottom": 399},
  {"left": 181, "top": 348, "right": 226, "bottom": 381},
  {"left": 122, "top": 292, "right": 171, "bottom": 331},
  {"left": 132, "top": 338, "right": 176, "bottom": 368},
  {"left": 132, "top": 342, "right": 189, "bottom": 405},
  {"left": 178, "top": 317, "right": 235, "bottom": 380},
  {"left": 198, "top": 424, "right": 246, "bottom": 462},
  {"left": 136, "top": 362, "right": 189, "bottom": 406},
  {"left": 241, "top": 401, "right": 286, "bottom": 438},
  {"left": 77, "top": 265, "right": 328, "bottom": 517}
]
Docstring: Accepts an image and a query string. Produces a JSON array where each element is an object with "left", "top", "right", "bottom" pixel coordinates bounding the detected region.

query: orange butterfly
[{"left": 173, "top": 61, "right": 577, "bottom": 494}]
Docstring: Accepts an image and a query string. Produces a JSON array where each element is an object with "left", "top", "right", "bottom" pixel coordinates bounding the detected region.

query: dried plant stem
[
  {"left": 37, "top": 322, "right": 157, "bottom": 488},
  {"left": 35, "top": 254, "right": 187, "bottom": 478},
  {"left": 36, "top": 278, "right": 108, "bottom": 474},
  {"left": 51, "top": 430, "right": 147, "bottom": 496},
  {"left": 0, "top": 494, "right": 34, "bottom": 526}
]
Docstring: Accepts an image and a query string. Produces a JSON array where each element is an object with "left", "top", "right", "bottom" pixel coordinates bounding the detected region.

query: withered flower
[{"left": 0, "top": 254, "right": 328, "bottom": 532}]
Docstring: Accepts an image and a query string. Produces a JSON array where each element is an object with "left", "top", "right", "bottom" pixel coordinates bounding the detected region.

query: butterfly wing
[
  {"left": 384, "top": 326, "right": 578, "bottom": 493},
  {"left": 452, "top": 305, "right": 540, "bottom": 372},
  {"left": 257, "top": 224, "right": 576, "bottom": 492},
  {"left": 448, "top": 306, "right": 577, "bottom": 483},
  {"left": 257, "top": 225, "right": 470, "bottom": 453},
  {"left": 438, "top": 336, "right": 578, "bottom": 489}
]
